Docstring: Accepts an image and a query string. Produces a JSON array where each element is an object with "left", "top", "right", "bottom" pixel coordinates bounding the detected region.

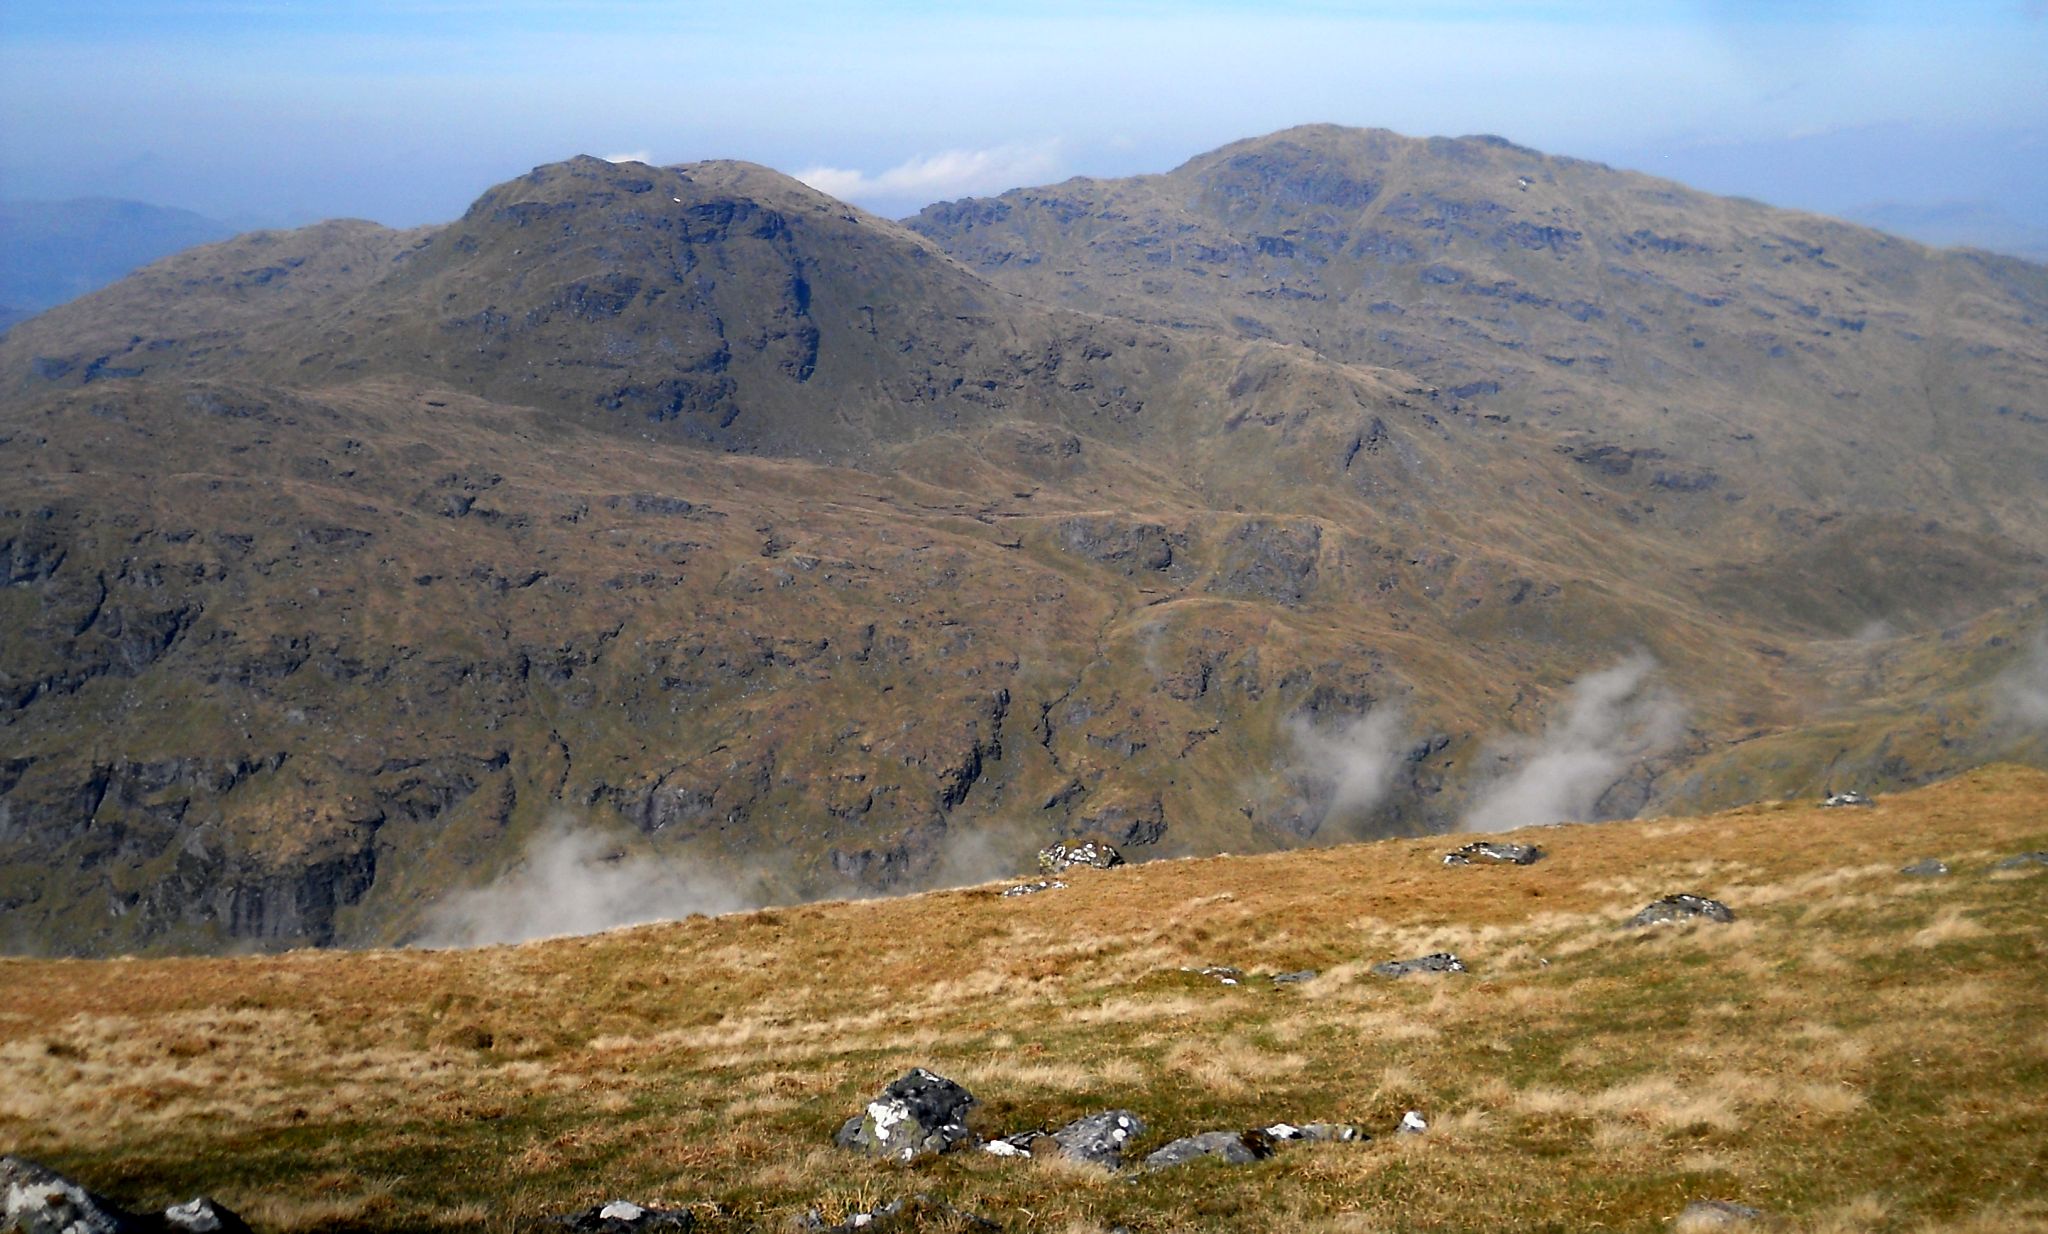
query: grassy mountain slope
[
  {"left": 1, "top": 139, "right": 2046, "bottom": 957},
  {"left": 3, "top": 767, "right": 2045, "bottom": 1232}
]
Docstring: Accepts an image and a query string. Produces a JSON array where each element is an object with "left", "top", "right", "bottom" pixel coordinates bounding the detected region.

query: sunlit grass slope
[{"left": 5, "top": 766, "right": 2046, "bottom": 1232}]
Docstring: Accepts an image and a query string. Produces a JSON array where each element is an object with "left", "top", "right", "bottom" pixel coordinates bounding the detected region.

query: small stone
[
  {"left": 1674, "top": 1199, "right": 1768, "bottom": 1229},
  {"left": 1442, "top": 841, "right": 1545, "bottom": 866},
  {"left": 1398, "top": 1110, "right": 1428, "bottom": 1135},
  {"left": 1000, "top": 879, "right": 1067, "bottom": 897},
  {"left": 553, "top": 1201, "right": 694, "bottom": 1232},
  {"left": 1626, "top": 894, "right": 1735, "bottom": 928},
  {"left": 1372, "top": 952, "right": 1465, "bottom": 977},
  {"left": 1820, "top": 791, "right": 1873, "bottom": 808},
  {"left": 1143, "top": 1129, "right": 1276, "bottom": 1170},
  {"left": 161, "top": 1198, "right": 254, "bottom": 1234},
  {"left": 1270, "top": 970, "right": 1318, "bottom": 985},
  {"left": 1900, "top": 858, "right": 1949, "bottom": 878}
]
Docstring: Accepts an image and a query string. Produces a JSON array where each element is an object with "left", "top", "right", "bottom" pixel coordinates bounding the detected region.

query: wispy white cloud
[
  {"left": 794, "top": 140, "right": 1063, "bottom": 208},
  {"left": 1463, "top": 655, "right": 1685, "bottom": 831},
  {"left": 601, "top": 149, "right": 653, "bottom": 165}
]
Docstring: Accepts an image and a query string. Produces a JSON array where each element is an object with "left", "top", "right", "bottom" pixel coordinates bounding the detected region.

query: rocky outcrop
[
  {"left": 1142, "top": 1129, "right": 1276, "bottom": 1170},
  {"left": 1, "top": 1156, "right": 251, "bottom": 1234},
  {"left": 1050, "top": 1110, "right": 1146, "bottom": 1168},
  {"left": 1372, "top": 952, "right": 1465, "bottom": 977},
  {"left": 1626, "top": 894, "right": 1735, "bottom": 927},
  {"left": 833, "top": 1069, "right": 977, "bottom": 1162},
  {"left": 1442, "top": 840, "right": 1544, "bottom": 865},
  {"left": 1037, "top": 839, "right": 1122, "bottom": 874}
]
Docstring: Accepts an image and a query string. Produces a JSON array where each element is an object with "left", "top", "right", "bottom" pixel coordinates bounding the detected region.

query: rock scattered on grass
[
  {"left": 1442, "top": 841, "right": 1544, "bottom": 865},
  {"left": 552, "top": 1200, "right": 696, "bottom": 1232},
  {"left": 999, "top": 879, "right": 1066, "bottom": 897},
  {"left": 1264, "top": 1122, "right": 1364, "bottom": 1142},
  {"left": 1626, "top": 894, "right": 1735, "bottom": 928},
  {"left": 1187, "top": 964, "right": 1244, "bottom": 985},
  {"left": 1037, "top": 840, "right": 1122, "bottom": 874},
  {"left": 1900, "top": 858, "right": 1950, "bottom": 877},
  {"left": 1674, "top": 1199, "right": 1769, "bottom": 1229},
  {"left": 1398, "top": 1110, "right": 1428, "bottom": 1135},
  {"left": 1994, "top": 851, "right": 2048, "bottom": 870},
  {"left": 2, "top": 1155, "right": 252, "bottom": 1234},
  {"left": 162, "top": 1198, "right": 256, "bottom": 1234},
  {"left": 1270, "top": 969, "right": 1318, "bottom": 985},
  {"left": 1371, "top": 951, "right": 1465, "bottom": 977},
  {"left": 1820, "top": 790, "right": 1874, "bottom": 808},
  {"left": 1050, "top": 1109, "right": 1147, "bottom": 1168},
  {"left": 1142, "top": 1129, "right": 1276, "bottom": 1170},
  {"left": 833, "top": 1069, "right": 977, "bottom": 1162},
  {"left": 799, "top": 1195, "right": 998, "bottom": 1232}
]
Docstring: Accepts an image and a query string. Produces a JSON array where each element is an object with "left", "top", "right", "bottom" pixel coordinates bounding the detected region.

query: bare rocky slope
[{"left": 1, "top": 133, "right": 2044, "bottom": 956}]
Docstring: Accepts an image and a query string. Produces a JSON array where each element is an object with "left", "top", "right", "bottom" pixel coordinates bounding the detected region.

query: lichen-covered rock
[
  {"left": 1142, "top": 1129, "right": 1276, "bottom": 1170},
  {"left": 161, "top": 1197, "right": 256, "bottom": 1234},
  {"left": 1, "top": 1156, "right": 253, "bottom": 1234},
  {"left": 1820, "top": 791, "right": 1873, "bottom": 808},
  {"left": 1900, "top": 858, "right": 1950, "bottom": 878},
  {"left": 1398, "top": 1110, "right": 1428, "bottom": 1135},
  {"left": 1626, "top": 894, "right": 1735, "bottom": 928},
  {"left": 999, "top": 879, "right": 1066, "bottom": 897},
  {"left": 1371, "top": 951, "right": 1465, "bottom": 977},
  {"left": 1050, "top": 1110, "right": 1146, "bottom": 1168},
  {"left": 1270, "top": 969, "right": 1318, "bottom": 985},
  {"left": 1443, "top": 841, "right": 1544, "bottom": 865},
  {"left": 833, "top": 1069, "right": 978, "bottom": 1162},
  {"left": 1037, "top": 840, "right": 1123, "bottom": 874},
  {"left": 1186, "top": 964, "right": 1244, "bottom": 985},
  {"left": 551, "top": 1199, "right": 696, "bottom": 1231},
  {"left": 1264, "top": 1121, "right": 1364, "bottom": 1143},
  {"left": 2, "top": 1155, "right": 140, "bottom": 1234}
]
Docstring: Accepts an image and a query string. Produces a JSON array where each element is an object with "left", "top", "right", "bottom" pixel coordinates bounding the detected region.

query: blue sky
[{"left": 2, "top": 1, "right": 2044, "bottom": 239}]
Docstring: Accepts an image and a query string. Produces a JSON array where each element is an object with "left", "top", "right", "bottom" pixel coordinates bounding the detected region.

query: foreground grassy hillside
[{"left": 5, "top": 766, "right": 2046, "bottom": 1232}]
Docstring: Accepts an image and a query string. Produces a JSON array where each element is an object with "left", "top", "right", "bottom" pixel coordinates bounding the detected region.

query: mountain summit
[{"left": 1, "top": 130, "right": 2044, "bottom": 955}]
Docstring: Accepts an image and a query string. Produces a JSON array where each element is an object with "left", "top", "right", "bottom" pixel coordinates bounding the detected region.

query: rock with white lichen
[
  {"left": 833, "top": 1069, "right": 978, "bottom": 1162},
  {"left": 1626, "top": 894, "right": 1735, "bottom": 928}
]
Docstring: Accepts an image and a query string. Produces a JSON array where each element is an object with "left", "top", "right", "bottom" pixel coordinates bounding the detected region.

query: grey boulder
[
  {"left": 2, "top": 1156, "right": 252, "bottom": 1234},
  {"left": 1626, "top": 894, "right": 1735, "bottom": 928},
  {"left": 1037, "top": 840, "right": 1123, "bottom": 874},
  {"left": 1143, "top": 1129, "right": 1276, "bottom": 1170},
  {"left": 1900, "top": 858, "right": 1950, "bottom": 878},
  {"left": 1442, "top": 841, "right": 1544, "bottom": 866},
  {"left": 834, "top": 1068, "right": 978, "bottom": 1161},
  {"left": 1372, "top": 952, "right": 1465, "bottom": 977},
  {"left": 1050, "top": 1110, "right": 1146, "bottom": 1168}
]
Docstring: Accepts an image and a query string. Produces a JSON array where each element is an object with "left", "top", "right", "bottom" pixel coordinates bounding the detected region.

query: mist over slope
[{"left": 1, "top": 130, "right": 2044, "bottom": 956}]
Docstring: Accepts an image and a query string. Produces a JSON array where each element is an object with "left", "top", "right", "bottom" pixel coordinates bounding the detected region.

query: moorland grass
[{"left": 4, "top": 766, "right": 2047, "bottom": 1232}]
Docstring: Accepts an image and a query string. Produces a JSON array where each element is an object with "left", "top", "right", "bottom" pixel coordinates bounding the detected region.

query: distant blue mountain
[{"left": 0, "top": 198, "right": 236, "bottom": 327}]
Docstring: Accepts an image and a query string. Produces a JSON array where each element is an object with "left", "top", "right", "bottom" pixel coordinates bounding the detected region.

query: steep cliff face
[{"left": 2, "top": 136, "right": 2044, "bottom": 956}]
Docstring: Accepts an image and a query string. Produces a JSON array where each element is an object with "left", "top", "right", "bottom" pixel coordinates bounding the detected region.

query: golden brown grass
[{"left": 3, "top": 766, "right": 2047, "bottom": 1232}]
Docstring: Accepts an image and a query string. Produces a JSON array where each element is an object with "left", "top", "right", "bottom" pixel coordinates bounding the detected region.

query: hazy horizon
[{"left": 2, "top": 2, "right": 2045, "bottom": 253}]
